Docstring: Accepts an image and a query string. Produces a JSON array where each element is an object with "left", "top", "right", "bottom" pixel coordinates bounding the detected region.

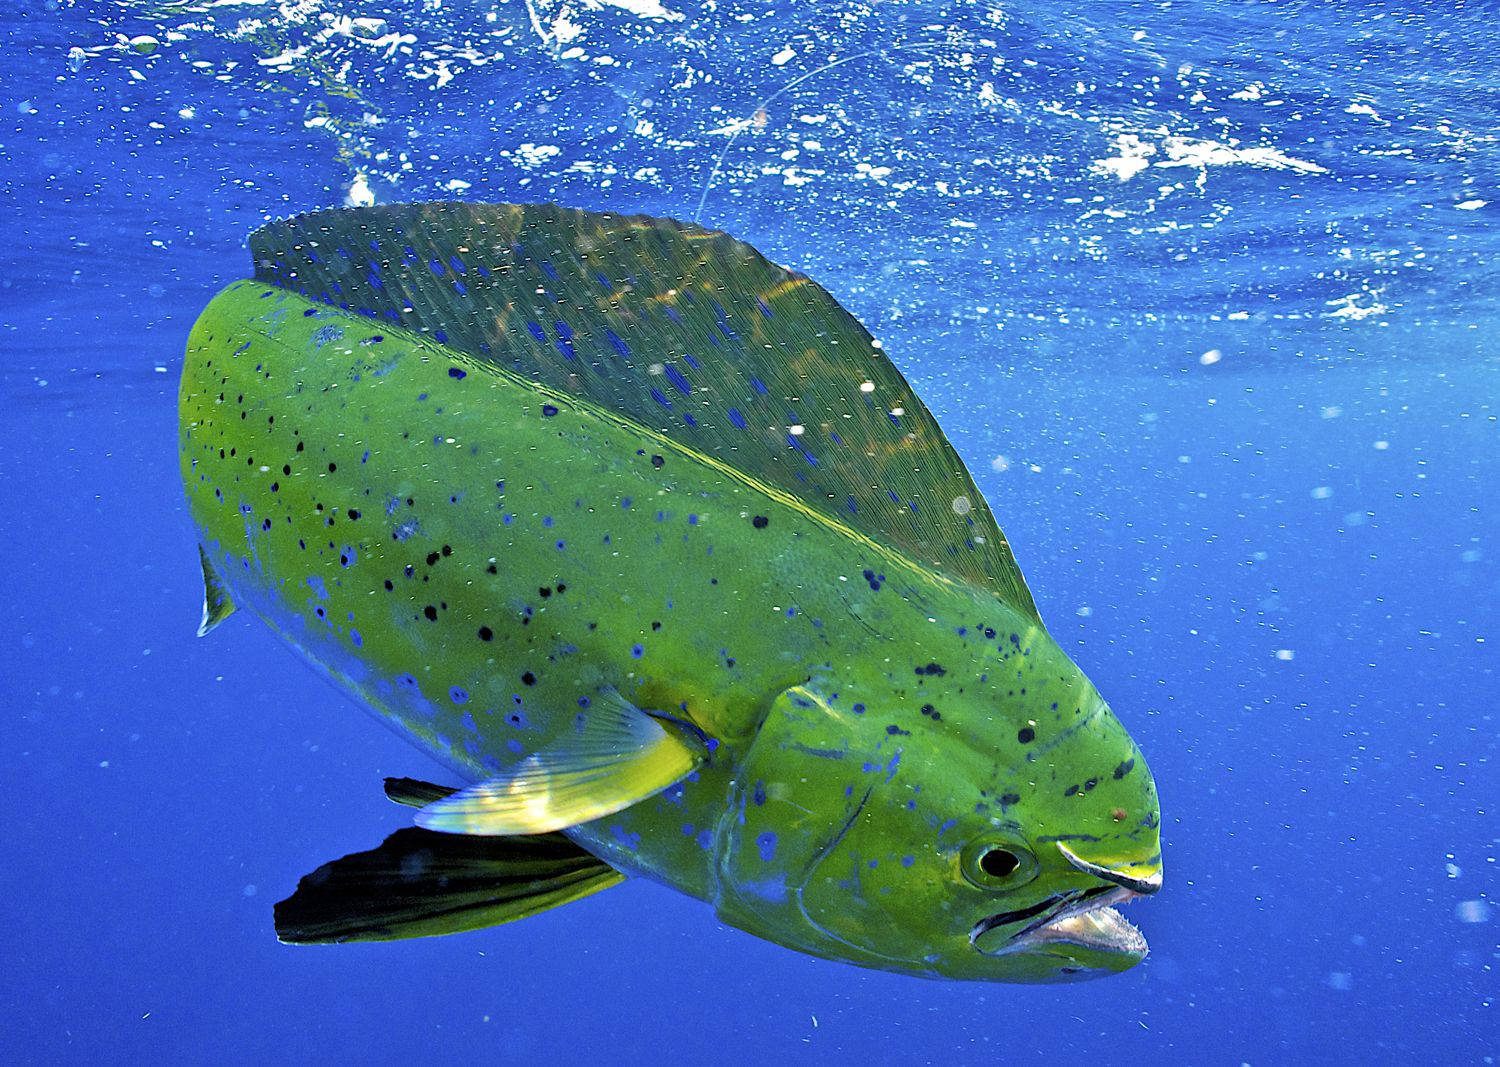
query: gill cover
[{"left": 714, "top": 683, "right": 900, "bottom": 969}]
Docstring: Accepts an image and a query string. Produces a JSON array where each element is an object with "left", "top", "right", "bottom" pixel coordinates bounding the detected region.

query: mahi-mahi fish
[{"left": 178, "top": 203, "right": 1161, "bottom": 982}]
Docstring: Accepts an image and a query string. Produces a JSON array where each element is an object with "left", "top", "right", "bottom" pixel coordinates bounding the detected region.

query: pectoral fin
[
  {"left": 196, "top": 544, "right": 235, "bottom": 637},
  {"left": 414, "top": 690, "right": 705, "bottom": 835},
  {"left": 274, "top": 827, "right": 623, "bottom": 944}
]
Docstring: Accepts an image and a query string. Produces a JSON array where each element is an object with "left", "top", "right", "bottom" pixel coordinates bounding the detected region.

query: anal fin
[
  {"left": 196, "top": 544, "right": 236, "bottom": 637},
  {"left": 274, "top": 826, "right": 623, "bottom": 944}
]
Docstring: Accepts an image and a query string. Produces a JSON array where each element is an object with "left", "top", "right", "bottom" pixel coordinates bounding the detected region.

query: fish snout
[{"left": 1056, "top": 841, "right": 1162, "bottom": 895}]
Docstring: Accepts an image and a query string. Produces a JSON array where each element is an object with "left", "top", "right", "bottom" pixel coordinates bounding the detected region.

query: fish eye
[
  {"left": 980, "top": 848, "right": 1020, "bottom": 878},
  {"left": 960, "top": 838, "right": 1037, "bottom": 889}
]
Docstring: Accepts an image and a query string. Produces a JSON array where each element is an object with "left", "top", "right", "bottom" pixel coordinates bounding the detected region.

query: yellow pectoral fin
[{"left": 414, "top": 691, "right": 704, "bottom": 835}]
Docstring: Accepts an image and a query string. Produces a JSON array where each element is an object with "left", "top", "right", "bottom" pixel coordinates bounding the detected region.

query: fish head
[{"left": 716, "top": 636, "right": 1160, "bottom": 982}]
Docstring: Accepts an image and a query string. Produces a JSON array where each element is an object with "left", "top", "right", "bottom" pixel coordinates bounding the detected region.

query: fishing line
[{"left": 692, "top": 39, "right": 962, "bottom": 224}]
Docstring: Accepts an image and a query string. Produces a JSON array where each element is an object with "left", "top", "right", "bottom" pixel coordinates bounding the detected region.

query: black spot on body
[
  {"left": 423, "top": 605, "right": 438, "bottom": 621},
  {"left": 1018, "top": 726, "right": 1035, "bottom": 744},
  {"left": 478, "top": 626, "right": 493, "bottom": 641},
  {"left": 651, "top": 454, "right": 664, "bottom": 469},
  {"left": 751, "top": 515, "right": 769, "bottom": 529},
  {"left": 521, "top": 671, "right": 536, "bottom": 686},
  {"left": 1113, "top": 758, "right": 1136, "bottom": 780}
]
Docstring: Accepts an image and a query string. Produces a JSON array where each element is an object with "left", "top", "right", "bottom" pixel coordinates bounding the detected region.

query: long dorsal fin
[
  {"left": 248, "top": 202, "right": 1038, "bottom": 619},
  {"left": 413, "top": 690, "right": 703, "bottom": 835},
  {"left": 274, "top": 827, "right": 622, "bottom": 944}
]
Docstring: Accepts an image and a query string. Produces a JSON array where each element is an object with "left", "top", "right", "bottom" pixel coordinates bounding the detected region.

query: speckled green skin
[{"left": 181, "top": 280, "right": 1160, "bottom": 981}]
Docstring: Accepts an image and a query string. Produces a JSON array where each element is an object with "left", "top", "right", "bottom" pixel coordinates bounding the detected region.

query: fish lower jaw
[
  {"left": 1023, "top": 902, "right": 1147, "bottom": 958},
  {"left": 976, "top": 886, "right": 1148, "bottom": 961}
]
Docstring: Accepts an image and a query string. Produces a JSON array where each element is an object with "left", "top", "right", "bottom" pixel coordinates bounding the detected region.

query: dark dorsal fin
[{"left": 249, "top": 202, "right": 1038, "bottom": 618}]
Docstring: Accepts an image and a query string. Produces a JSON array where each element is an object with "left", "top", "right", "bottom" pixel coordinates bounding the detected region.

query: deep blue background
[{"left": 3, "top": 0, "right": 1496, "bottom": 1061}]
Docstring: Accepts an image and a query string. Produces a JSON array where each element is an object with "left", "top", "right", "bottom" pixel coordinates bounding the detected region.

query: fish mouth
[
  {"left": 970, "top": 844, "right": 1160, "bottom": 963},
  {"left": 970, "top": 884, "right": 1147, "bottom": 959}
]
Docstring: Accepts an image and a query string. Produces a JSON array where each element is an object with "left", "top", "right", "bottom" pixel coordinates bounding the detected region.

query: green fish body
[{"left": 179, "top": 203, "right": 1160, "bottom": 981}]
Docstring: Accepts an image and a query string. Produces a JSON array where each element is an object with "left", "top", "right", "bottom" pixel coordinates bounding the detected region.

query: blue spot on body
[
  {"left": 665, "top": 364, "right": 692, "bottom": 395},
  {"left": 728, "top": 408, "right": 748, "bottom": 430},
  {"left": 450, "top": 686, "right": 469, "bottom": 704},
  {"left": 756, "top": 831, "right": 778, "bottom": 862},
  {"left": 449, "top": 367, "right": 466, "bottom": 379}
]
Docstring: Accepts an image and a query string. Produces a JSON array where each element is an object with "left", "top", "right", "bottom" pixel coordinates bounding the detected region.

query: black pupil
[{"left": 980, "top": 849, "right": 1020, "bottom": 878}]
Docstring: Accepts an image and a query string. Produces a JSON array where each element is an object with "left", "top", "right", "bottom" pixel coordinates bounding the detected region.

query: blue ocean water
[{"left": 3, "top": 0, "right": 1496, "bottom": 1060}]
